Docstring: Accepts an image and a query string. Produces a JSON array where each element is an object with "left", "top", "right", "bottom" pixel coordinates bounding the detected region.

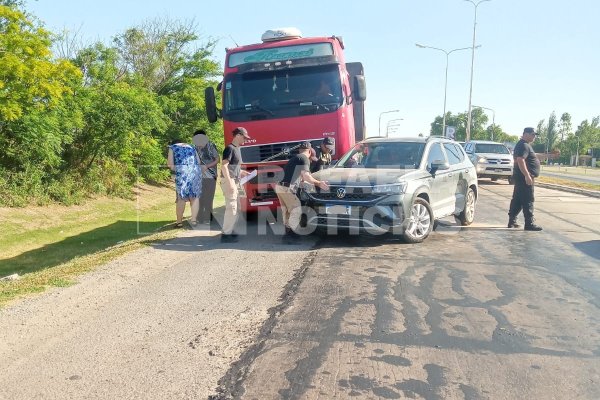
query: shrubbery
[{"left": 0, "top": 3, "right": 222, "bottom": 206}]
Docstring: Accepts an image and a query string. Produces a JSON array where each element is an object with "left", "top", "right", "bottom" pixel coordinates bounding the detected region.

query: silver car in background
[{"left": 464, "top": 140, "right": 514, "bottom": 184}]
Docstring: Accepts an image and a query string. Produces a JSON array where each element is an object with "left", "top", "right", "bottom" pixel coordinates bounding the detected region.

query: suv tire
[
  {"left": 402, "top": 198, "right": 433, "bottom": 243},
  {"left": 456, "top": 187, "right": 476, "bottom": 226}
]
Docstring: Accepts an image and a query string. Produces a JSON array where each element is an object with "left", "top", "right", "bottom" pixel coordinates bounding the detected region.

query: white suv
[{"left": 464, "top": 140, "right": 514, "bottom": 184}]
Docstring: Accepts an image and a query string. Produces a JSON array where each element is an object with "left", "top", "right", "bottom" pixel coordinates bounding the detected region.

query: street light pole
[
  {"left": 416, "top": 43, "right": 477, "bottom": 138},
  {"left": 379, "top": 110, "right": 400, "bottom": 137},
  {"left": 472, "top": 104, "right": 495, "bottom": 140},
  {"left": 465, "top": 0, "right": 491, "bottom": 142}
]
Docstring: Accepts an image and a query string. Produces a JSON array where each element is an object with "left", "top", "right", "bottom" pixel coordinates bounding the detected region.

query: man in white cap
[{"left": 220, "top": 127, "right": 251, "bottom": 242}]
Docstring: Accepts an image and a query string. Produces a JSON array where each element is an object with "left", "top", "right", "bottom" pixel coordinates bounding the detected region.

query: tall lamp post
[
  {"left": 416, "top": 43, "right": 476, "bottom": 138},
  {"left": 379, "top": 109, "right": 400, "bottom": 137},
  {"left": 473, "top": 104, "right": 495, "bottom": 140},
  {"left": 465, "top": 0, "right": 491, "bottom": 142}
]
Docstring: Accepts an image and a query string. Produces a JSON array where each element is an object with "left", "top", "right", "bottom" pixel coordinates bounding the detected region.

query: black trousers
[
  {"left": 198, "top": 177, "right": 217, "bottom": 222},
  {"left": 508, "top": 177, "right": 535, "bottom": 225}
]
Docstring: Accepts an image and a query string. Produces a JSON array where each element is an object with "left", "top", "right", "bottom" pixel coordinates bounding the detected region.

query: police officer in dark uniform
[
  {"left": 275, "top": 142, "right": 329, "bottom": 242},
  {"left": 508, "top": 127, "right": 542, "bottom": 231},
  {"left": 310, "top": 137, "right": 334, "bottom": 173}
]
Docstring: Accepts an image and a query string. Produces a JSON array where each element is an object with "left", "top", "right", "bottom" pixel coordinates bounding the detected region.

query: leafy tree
[
  {"left": 112, "top": 17, "right": 222, "bottom": 146},
  {"left": 430, "top": 109, "right": 488, "bottom": 141},
  {"left": 0, "top": 5, "right": 79, "bottom": 121},
  {"left": 66, "top": 43, "right": 169, "bottom": 180},
  {"left": 1, "top": 5, "right": 223, "bottom": 205},
  {"left": 558, "top": 112, "right": 572, "bottom": 142},
  {"left": 113, "top": 18, "right": 219, "bottom": 93},
  {"left": 576, "top": 117, "right": 600, "bottom": 157},
  {"left": 0, "top": 5, "right": 81, "bottom": 171},
  {"left": 535, "top": 112, "right": 558, "bottom": 153}
]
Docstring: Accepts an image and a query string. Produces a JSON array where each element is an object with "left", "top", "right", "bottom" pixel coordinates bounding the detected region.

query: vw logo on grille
[
  {"left": 336, "top": 188, "right": 346, "bottom": 199},
  {"left": 282, "top": 147, "right": 291, "bottom": 155}
]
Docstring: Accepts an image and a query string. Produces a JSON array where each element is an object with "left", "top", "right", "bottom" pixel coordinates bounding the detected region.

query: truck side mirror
[
  {"left": 205, "top": 86, "right": 218, "bottom": 123},
  {"left": 352, "top": 75, "right": 367, "bottom": 102}
]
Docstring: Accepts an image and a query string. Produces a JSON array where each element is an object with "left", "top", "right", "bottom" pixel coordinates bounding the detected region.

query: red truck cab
[{"left": 205, "top": 27, "right": 366, "bottom": 212}]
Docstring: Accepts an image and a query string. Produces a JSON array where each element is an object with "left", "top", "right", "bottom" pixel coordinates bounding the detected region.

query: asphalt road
[
  {"left": 1, "top": 183, "right": 599, "bottom": 399},
  {"left": 234, "top": 182, "right": 600, "bottom": 399}
]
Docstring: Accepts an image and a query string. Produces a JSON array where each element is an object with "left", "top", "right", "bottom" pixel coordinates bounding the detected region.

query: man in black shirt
[
  {"left": 508, "top": 127, "right": 542, "bottom": 231},
  {"left": 276, "top": 141, "right": 329, "bottom": 242},
  {"left": 220, "top": 127, "right": 251, "bottom": 242},
  {"left": 310, "top": 137, "right": 334, "bottom": 173}
]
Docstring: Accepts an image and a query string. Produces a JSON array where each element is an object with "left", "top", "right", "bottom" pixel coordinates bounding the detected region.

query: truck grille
[{"left": 241, "top": 139, "right": 324, "bottom": 163}]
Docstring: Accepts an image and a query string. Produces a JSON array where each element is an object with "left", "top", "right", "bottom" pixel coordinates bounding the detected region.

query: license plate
[
  {"left": 250, "top": 201, "right": 273, "bottom": 206},
  {"left": 325, "top": 204, "right": 351, "bottom": 215},
  {"left": 495, "top": 169, "right": 505, "bottom": 172}
]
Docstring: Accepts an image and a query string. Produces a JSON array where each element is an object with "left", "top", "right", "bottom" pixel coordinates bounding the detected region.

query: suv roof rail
[{"left": 427, "top": 135, "right": 446, "bottom": 141}]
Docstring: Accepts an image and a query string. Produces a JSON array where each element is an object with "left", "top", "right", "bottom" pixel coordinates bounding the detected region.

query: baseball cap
[
  {"left": 322, "top": 137, "right": 335, "bottom": 150},
  {"left": 232, "top": 127, "right": 251, "bottom": 139},
  {"left": 298, "top": 141, "right": 313, "bottom": 150},
  {"left": 523, "top": 127, "right": 537, "bottom": 135}
]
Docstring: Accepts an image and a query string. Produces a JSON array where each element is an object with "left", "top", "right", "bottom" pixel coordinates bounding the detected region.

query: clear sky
[{"left": 26, "top": 0, "right": 600, "bottom": 138}]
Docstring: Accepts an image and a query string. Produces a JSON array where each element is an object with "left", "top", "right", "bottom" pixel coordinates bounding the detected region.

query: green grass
[
  {"left": 537, "top": 176, "right": 600, "bottom": 191},
  {"left": 0, "top": 183, "right": 225, "bottom": 308},
  {"left": 541, "top": 165, "right": 600, "bottom": 177}
]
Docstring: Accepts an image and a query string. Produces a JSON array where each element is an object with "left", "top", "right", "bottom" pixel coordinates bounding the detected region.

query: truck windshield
[{"left": 223, "top": 65, "right": 343, "bottom": 122}]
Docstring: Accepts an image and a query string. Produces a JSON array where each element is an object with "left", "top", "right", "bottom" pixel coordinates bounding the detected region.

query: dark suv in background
[{"left": 299, "top": 136, "right": 478, "bottom": 243}]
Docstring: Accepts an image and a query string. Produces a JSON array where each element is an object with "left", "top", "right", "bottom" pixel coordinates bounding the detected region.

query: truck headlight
[
  {"left": 477, "top": 156, "right": 487, "bottom": 163},
  {"left": 372, "top": 182, "right": 407, "bottom": 194}
]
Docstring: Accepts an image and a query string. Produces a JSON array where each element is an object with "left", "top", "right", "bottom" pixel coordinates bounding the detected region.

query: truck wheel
[
  {"left": 456, "top": 187, "right": 476, "bottom": 226},
  {"left": 402, "top": 198, "right": 433, "bottom": 243},
  {"left": 508, "top": 176, "right": 514, "bottom": 185}
]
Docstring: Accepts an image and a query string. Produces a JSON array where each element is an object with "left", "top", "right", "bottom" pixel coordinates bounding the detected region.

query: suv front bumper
[
  {"left": 475, "top": 162, "right": 513, "bottom": 178},
  {"left": 300, "top": 191, "right": 408, "bottom": 234}
]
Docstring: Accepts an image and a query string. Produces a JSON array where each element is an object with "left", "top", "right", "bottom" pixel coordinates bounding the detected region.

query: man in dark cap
[
  {"left": 311, "top": 137, "right": 335, "bottom": 173},
  {"left": 507, "top": 127, "right": 542, "bottom": 231},
  {"left": 276, "top": 141, "right": 329, "bottom": 242},
  {"left": 220, "top": 127, "right": 251, "bottom": 242}
]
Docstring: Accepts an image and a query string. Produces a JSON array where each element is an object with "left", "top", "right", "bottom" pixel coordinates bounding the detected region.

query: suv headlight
[
  {"left": 477, "top": 156, "right": 487, "bottom": 163},
  {"left": 372, "top": 182, "right": 407, "bottom": 194}
]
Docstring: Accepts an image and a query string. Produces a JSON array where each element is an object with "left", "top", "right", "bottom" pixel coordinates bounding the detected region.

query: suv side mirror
[
  {"left": 205, "top": 86, "right": 218, "bottom": 123},
  {"left": 352, "top": 75, "right": 367, "bottom": 102},
  {"left": 430, "top": 160, "right": 450, "bottom": 173}
]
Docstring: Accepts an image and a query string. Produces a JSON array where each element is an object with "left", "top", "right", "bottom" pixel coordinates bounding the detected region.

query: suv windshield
[
  {"left": 475, "top": 143, "right": 510, "bottom": 154},
  {"left": 336, "top": 142, "right": 425, "bottom": 169},
  {"left": 223, "top": 65, "right": 342, "bottom": 122}
]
